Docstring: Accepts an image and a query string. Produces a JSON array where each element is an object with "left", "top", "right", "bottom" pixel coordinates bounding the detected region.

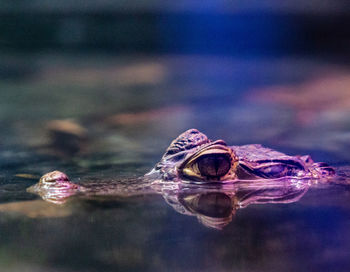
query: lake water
[{"left": 1, "top": 54, "right": 350, "bottom": 272}]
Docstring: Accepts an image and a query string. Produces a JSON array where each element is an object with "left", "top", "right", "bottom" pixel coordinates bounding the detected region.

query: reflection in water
[
  {"left": 163, "top": 179, "right": 310, "bottom": 229},
  {"left": 27, "top": 171, "right": 311, "bottom": 229},
  {"left": 180, "top": 192, "right": 234, "bottom": 229}
]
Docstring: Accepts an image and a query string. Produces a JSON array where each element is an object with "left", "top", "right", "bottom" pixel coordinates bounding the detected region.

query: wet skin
[
  {"left": 26, "top": 129, "right": 336, "bottom": 228},
  {"left": 28, "top": 128, "right": 336, "bottom": 197},
  {"left": 150, "top": 129, "right": 335, "bottom": 182}
]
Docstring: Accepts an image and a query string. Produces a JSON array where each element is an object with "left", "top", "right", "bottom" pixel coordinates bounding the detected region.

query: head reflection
[
  {"left": 178, "top": 192, "right": 235, "bottom": 229},
  {"left": 28, "top": 171, "right": 311, "bottom": 229},
  {"left": 163, "top": 179, "right": 310, "bottom": 229}
]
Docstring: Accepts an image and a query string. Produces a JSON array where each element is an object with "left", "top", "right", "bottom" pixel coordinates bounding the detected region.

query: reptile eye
[
  {"left": 179, "top": 145, "right": 238, "bottom": 182},
  {"left": 196, "top": 154, "right": 231, "bottom": 178}
]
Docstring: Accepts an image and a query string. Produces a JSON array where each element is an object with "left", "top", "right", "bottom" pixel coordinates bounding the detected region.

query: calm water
[{"left": 1, "top": 54, "right": 350, "bottom": 272}]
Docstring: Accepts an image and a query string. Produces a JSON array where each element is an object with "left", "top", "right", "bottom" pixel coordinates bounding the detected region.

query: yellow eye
[{"left": 179, "top": 145, "right": 238, "bottom": 182}]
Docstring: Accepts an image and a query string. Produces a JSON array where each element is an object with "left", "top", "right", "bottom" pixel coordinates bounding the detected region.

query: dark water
[{"left": 1, "top": 54, "right": 350, "bottom": 272}]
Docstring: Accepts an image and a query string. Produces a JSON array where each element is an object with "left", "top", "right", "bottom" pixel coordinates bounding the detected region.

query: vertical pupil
[{"left": 197, "top": 155, "right": 231, "bottom": 177}]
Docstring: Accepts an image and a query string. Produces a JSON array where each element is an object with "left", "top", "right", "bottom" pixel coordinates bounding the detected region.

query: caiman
[{"left": 27, "top": 129, "right": 338, "bottom": 229}]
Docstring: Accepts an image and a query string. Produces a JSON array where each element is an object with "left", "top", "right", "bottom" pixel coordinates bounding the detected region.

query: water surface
[{"left": 1, "top": 54, "right": 350, "bottom": 272}]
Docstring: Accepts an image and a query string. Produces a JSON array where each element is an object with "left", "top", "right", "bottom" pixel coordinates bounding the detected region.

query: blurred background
[
  {"left": 1, "top": 1, "right": 350, "bottom": 56},
  {"left": 1, "top": 2, "right": 350, "bottom": 271},
  {"left": 1, "top": 1, "right": 350, "bottom": 162},
  {"left": 1, "top": 0, "right": 350, "bottom": 184},
  {"left": 1, "top": 0, "right": 350, "bottom": 149}
]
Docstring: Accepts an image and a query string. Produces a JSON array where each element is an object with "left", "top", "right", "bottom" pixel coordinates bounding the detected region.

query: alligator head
[
  {"left": 150, "top": 129, "right": 239, "bottom": 182},
  {"left": 149, "top": 129, "right": 335, "bottom": 183}
]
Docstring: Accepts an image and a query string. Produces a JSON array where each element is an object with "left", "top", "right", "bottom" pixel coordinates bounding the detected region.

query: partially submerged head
[{"left": 152, "top": 129, "right": 238, "bottom": 182}]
